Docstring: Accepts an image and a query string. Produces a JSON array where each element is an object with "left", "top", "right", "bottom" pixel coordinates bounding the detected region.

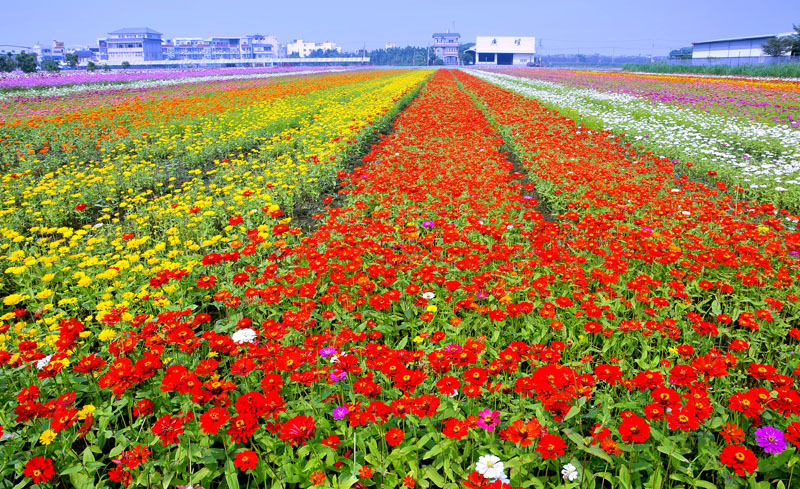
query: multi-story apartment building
[
  {"left": 432, "top": 31, "right": 460, "bottom": 65},
  {"left": 162, "top": 34, "right": 278, "bottom": 61},
  {"left": 285, "top": 39, "right": 341, "bottom": 57},
  {"left": 101, "top": 28, "right": 164, "bottom": 63}
]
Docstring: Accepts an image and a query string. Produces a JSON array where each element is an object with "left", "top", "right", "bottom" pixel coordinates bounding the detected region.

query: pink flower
[{"left": 476, "top": 409, "right": 501, "bottom": 432}]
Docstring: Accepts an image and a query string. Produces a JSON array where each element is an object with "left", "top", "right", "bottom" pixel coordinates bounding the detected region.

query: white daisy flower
[
  {"left": 475, "top": 455, "right": 505, "bottom": 480},
  {"left": 231, "top": 328, "right": 257, "bottom": 344}
]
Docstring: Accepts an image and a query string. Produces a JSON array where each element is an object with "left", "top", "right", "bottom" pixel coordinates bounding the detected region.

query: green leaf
[
  {"left": 693, "top": 481, "right": 718, "bottom": 489},
  {"left": 225, "top": 459, "right": 241, "bottom": 489},
  {"left": 617, "top": 465, "right": 632, "bottom": 489},
  {"left": 60, "top": 465, "right": 85, "bottom": 476},
  {"left": 424, "top": 466, "right": 445, "bottom": 488},
  {"left": 581, "top": 444, "right": 613, "bottom": 464},
  {"left": 69, "top": 472, "right": 92, "bottom": 489},
  {"left": 82, "top": 447, "right": 96, "bottom": 465},
  {"left": 562, "top": 428, "right": 586, "bottom": 448},
  {"left": 657, "top": 445, "right": 689, "bottom": 463}
]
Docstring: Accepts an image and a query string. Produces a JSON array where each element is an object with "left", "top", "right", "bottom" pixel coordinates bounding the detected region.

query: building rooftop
[
  {"left": 433, "top": 33, "right": 461, "bottom": 38},
  {"left": 109, "top": 27, "right": 163, "bottom": 35},
  {"left": 474, "top": 36, "right": 536, "bottom": 53},
  {"left": 692, "top": 32, "right": 794, "bottom": 45}
]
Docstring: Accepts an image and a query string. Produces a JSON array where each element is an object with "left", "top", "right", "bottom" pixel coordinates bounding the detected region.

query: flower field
[
  {"left": 1, "top": 66, "right": 800, "bottom": 489},
  {"left": 473, "top": 69, "right": 800, "bottom": 210}
]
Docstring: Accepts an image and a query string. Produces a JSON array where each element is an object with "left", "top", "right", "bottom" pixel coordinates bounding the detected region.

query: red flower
[
  {"left": 310, "top": 470, "right": 326, "bottom": 485},
  {"left": 234, "top": 450, "right": 258, "bottom": 471},
  {"left": 197, "top": 275, "right": 217, "bottom": 289},
  {"left": 75, "top": 203, "right": 87, "bottom": 211},
  {"left": 499, "top": 419, "right": 542, "bottom": 447},
  {"left": 402, "top": 474, "right": 416, "bottom": 488},
  {"left": 24, "top": 456, "right": 54, "bottom": 483},
  {"left": 279, "top": 415, "right": 316, "bottom": 446},
  {"left": 358, "top": 466, "right": 374, "bottom": 479},
  {"left": 151, "top": 413, "right": 186, "bottom": 446},
  {"left": 385, "top": 427, "right": 405, "bottom": 447},
  {"left": 536, "top": 434, "right": 567, "bottom": 459},
  {"left": 199, "top": 406, "right": 231, "bottom": 435},
  {"left": 619, "top": 416, "right": 650, "bottom": 444},
  {"left": 443, "top": 418, "right": 469, "bottom": 440},
  {"left": 720, "top": 444, "right": 758, "bottom": 476}
]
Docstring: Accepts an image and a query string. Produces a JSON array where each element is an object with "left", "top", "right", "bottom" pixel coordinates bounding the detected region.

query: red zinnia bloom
[
  {"left": 719, "top": 423, "right": 746, "bottom": 444},
  {"left": 279, "top": 415, "right": 316, "bottom": 446},
  {"left": 619, "top": 416, "right": 650, "bottom": 444},
  {"left": 24, "top": 456, "right": 55, "bottom": 483},
  {"left": 358, "top": 466, "right": 374, "bottom": 479},
  {"left": 234, "top": 450, "right": 258, "bottom": 471},
  {"left": 385, "top": 427, "right": 405, "bottom": 447},
  {"left": 720, "top": 444, "right": 758, "bottom": 476},
  {"left": 199, "top": 406, "right": 231, "bottom": 435},
  {"left": 197, "top": 275, "right": 217, "bottom": 289},
  {"left": 402, "top": 474, "right": 416, "bottom": 488},
  {"left": 536, "top": 434, "right": 567, "bottom": 459},
  {"left": 500, "top": 419, "right": 542, "bottom": 447},
  {"left": 151, "top": 413, "right": 186, "bottom": 446},
  {"left": 309, "top": 470, "right": 326, "bottom": 485},
  {"left": 443, "top": 418, "right": 469, "bottom": 440}
]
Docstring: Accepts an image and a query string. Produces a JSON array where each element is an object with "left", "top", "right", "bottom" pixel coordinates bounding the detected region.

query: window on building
[
  {"left": 491, "top": 39, "right": 497, "bottom": 45},
  {"left": 478, "top": 52, "right": 495, "bottom": 62},
  {"left": 515, "top": 39, "right": 521, "bottom": 45}
]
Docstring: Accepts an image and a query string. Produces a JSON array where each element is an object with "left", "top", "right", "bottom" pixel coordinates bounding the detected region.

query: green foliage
[
  {"left": 86, "top": 61, "right": 98, "bottom": 72},
  {"left": 64, "top": 52, "right": 79, "bottom": 68},
  {"left": 41, "top": 59, "right": 60, "bottom": 72},
  {"left": 121, "top": 60, "right": 131, "bottom": 69},
  {"left": 762, "top": 37, "right": 792, "bottom": 57},
  {"left": 668, "top": 47, "right": 693, "bottom": 59},
  {"left": 0, "top": 53, "right": 15, "bottom": 72},
  {"left": 14, "top": 51, "right": 37, "bottom": 73},
  {"left": 103, "top": 63, "right": 111, "bottom": 72},
  {"left": 622, "top": 61, "right": 800, "bottom": 78},
  {"left": 369, "top": 46, "right": 430, "bottom": 66}
]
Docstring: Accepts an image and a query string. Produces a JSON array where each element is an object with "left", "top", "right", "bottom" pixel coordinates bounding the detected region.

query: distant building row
[
  {"left": 98, "top": 28, "right": 342, "bottom": 63},
  {"left": 433, "top": 31, "right": 537, "bottom": 66},
  {"left": 0, "top": 28, "right": 343, "bottom": 65}
]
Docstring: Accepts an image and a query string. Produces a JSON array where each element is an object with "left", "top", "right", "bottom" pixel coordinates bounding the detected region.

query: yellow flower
[
  {"left": 76, "top": 405, "right": 95, "bottom": 420},
  {"left": 98, "top": 329, "right": 117, "bottom": 342},
  {"left": 412, "top": 336, "right": 424, "bottom": 344},
  {"left": 36, "top": 289, "right": 54, "bottom": 300},
  {"left": 39, "top": 430, "right": 56, "bottom": 445},
  {"left": 426, "top": 305, "right": 438, "bottom": 313},
  {"left": 3, "top": 294, "right": 28, "bottom": 306}
]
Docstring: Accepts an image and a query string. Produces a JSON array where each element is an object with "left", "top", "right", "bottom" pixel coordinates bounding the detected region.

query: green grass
[{"left": 622, "top": 61, "right": 800, "bottom": 78}]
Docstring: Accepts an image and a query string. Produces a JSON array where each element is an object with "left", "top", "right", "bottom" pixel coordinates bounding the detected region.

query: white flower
[
  {"left": 475, "top": 455, "right": 505, "bottom": 480},
  {"left": 36, "top": 355, "right": 53, "bottom": 370},
  {"left": 681, "top": 211, "right": 691, "bottom": 216},
  {"left": 231, "top": 328, "right": 257, "bottom": 344},
  {"left": 561, "top": 463, "right": 579, "bottom": 481},
  {"left": 330, "top": 354, "right": 340, "bottom": 364},
  {"left": 422, "top": 292, "right": 436, "bottom": 300},
  {"left": 506, "top": 225, "right": 514, "bottom": 230}
]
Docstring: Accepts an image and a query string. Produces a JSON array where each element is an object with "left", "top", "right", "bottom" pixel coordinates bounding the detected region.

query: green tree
[
  {"left": 669, "top": 47, "right": 693, "bottom": 59},
  {"left": 0, "top": 53, "right": 15, "bottom": 72},
  {"left": 64, "top": 53, "right": 78, "bottom": 68},
  {"left": 791, "top": 23, "right": 800, "bottom": 56},
  {"left": 762, "top": 36, "right": 791, "bottom": 57},
  {"left": 86, "top": 61, "right": 98, "bottom": 72},
  {"left": 15, "top": 51, "right": 38, "bottom": 73},
  {"left": 121, "top": 61, "right": 131, "bottom": 69},
  {"left": 103, "top": 63, "right": 111, "bottom": 72},
  {"left": 42, "top": 59, "right": 60, "bottom": 72}
]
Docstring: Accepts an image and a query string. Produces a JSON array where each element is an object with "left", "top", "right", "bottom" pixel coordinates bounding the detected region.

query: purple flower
[
  {"left": 319, "top": 347, "right": 337, "bottom": 358},
  {"left": 755, "top": 426, "right": 787, "bottom": 455},
  {"left": 329, "top": 370, "right": 347, "bottom": 383},
  {"left": 422, "top": 221, "right": 434, "bottom": 228},
  {"left": 332, "top": 406, "right": 349, "bottom": 420}
]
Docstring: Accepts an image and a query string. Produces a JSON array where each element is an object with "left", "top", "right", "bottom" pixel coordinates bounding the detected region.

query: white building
[
  {"left": 103, "top": 28, "right": 164, "bottom": 64},
  {"left": 470, "top": 36, "right": 536, "bottom": 66},
  {"left": 285, "top": 39, "right": 341, "bottom": 57},
  {"left": 692, "top": 33, "right": 795, "bottom": 60}
]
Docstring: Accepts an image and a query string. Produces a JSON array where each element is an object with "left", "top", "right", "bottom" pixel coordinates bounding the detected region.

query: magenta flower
[
  {"left": 755, "top": 426, "right": 787, "bottom": 455},
  {"left": 476, "top": 409, "right": 501, "bottom": 432}
]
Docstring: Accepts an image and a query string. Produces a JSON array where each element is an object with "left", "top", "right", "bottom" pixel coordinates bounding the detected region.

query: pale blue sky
[{"left": 4, "top": 0, "right": 799, "bottom": 55}]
